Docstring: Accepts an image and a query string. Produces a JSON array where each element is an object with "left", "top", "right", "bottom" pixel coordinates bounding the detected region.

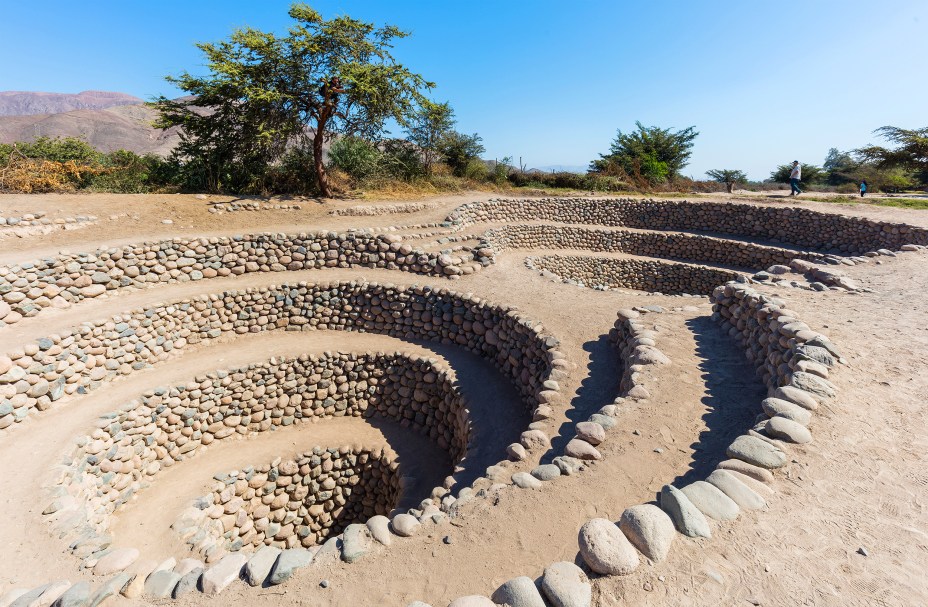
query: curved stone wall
[
  {"left": 1, "top": 282, "right": 555, "bottom": 433},
  {"left": 183, "top": 447, "right": 401, "bottom": 554},
  {"left": 485, "top": 224, "right": 822, "bottom": 270},
  {"left": 0, "top": 231, "right": 476, "bottom": 327},
  {"left": 449, "top": 198, "right": 928, "bottom": 253},
  {"left": 51, "top": 352, "right": 451, "bottom": 560},
  {"left": 526, "top": 254, "right": 741, "bottom": 295},
  {"left": 711, "top": 282, "right": 840, "bottom": 392}
]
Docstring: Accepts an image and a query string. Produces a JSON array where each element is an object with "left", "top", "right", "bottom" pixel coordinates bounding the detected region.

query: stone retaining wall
[
  {"left": 184, "top": 447, "right": 401, "bottom": 555},
  {"left": 485, "top": 224, "right": 821, "bottom": 270},
  {"left": 711, "top": 282, "right": 840, "bottom": 391},
  {"left": 52, "top": 352, "right": 451, "bottom": 561},
  {"left": 1, "top": 282, "right": 555, "bottom": 433},
  {"left": 0, "top": 231, "right": 477, "bottom": 327},
  {"left": 449, "top": 198, "right": 928, "bottom": 253},
  {"left": 526, "top": 254, "right": 741, "bottom": 295}
]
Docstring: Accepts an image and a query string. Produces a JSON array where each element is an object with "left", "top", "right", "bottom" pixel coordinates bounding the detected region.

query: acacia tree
[
  {"left": 153, "top": 4, "right": 433, "bottom": 196},
  {"left": 855, "top": 126, "right": 928, "bottom": 185},
  {"left": 405, "top": 100, "right": 455, "bottom": 172},
  {"left": 706, "top": 169, "right": 747, "bottom": 193},
  {"left": 590, "top": 121, "right": 698, "bottom": 184}
]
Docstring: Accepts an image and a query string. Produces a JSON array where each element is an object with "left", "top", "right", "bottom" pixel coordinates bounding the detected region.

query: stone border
[
  {"left": 0, "top": 231, "right": 481, "bottom": 327},
  {"left": 525, "top": 254, "right": 742, "bottom": 296},
  {"left": 484, "top": 223, "right": 825, "bottom": 270},
  {"left": 447, "top": 198, "right": 928, "bottom": 253},
  {"left": 330, "top": 202, "right": 439, "bottom": 217},
  {"left": 46, "top": 351, "right": 468, "bottom": 568},
  {"left": 1, "top": 281, "right": 560, "bottom": 430},
  {"left": 182, "top": 446, "right": 402, "bottom": 558}
]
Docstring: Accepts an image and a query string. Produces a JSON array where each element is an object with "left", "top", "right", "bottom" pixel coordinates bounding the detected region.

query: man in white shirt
[{"left": 789, "top": 160, "right": 802, "bottom": 196}]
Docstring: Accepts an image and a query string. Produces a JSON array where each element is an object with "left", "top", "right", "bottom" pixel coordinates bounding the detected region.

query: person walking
[
  {"left": 789, "top": 160, "right": 802, "bottom": 196},
  {"left": 859, "top": 179, "right": 868, "bottom": 198}
]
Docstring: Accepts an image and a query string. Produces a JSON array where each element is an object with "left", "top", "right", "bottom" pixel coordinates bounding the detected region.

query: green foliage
[
  {"left": 405, "top": 100, "right": 455, "bottom": 172},
  {"left": 152, "top": 3, "right": 433, "bottom": 196},
  {"left": 438, "top": 131, "right": 485, "bottom": 177},
  {"left": 507, "top": 171, "right": 628, "bottom": 192},
  {"left": 823, "top": 148, "right": 857, "bottom": 185},
  {"left": 855, "top": 125, "right": 928, "bottom": 185},
  {"left": 770, "top": 163, "right": 825, "bottom": 185},
  {"left": 1, "top": 136, "right": 101, "bottom": 164},
  {"left": 705, "top": 168, "right": 747, "bottom": 193},
  {"left": 379, "top": 139, "right": 425, "bottom": 181},
  {"left": 328, "top": 137, "right": 383, "bottom": 181},
  {"left": 590, "top": 121, "right": 698, "bottom": 183}
]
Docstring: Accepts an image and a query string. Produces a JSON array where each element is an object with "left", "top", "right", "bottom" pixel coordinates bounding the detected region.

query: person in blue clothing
[
  {"left": 789, "top": 160, "right": 802, "bottom": 196},
  {"left": 859, "top": 179, "right": 868, "bottom": 197}
]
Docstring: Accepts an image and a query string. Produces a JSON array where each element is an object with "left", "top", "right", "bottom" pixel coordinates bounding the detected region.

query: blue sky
[{"left": 1, "top": 1, "right": 926, "bottom": 180}]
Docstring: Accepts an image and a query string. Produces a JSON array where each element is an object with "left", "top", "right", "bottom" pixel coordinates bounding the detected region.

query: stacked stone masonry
[
  {"left": 486, "top": 224, "right": 823, "bottom": 270},
  {"left": 526, "top": 254, "right": 741, "bottom": 295},
  {"left": 711, "top": 282, "right": 840, "bottom": 391},
  {"left": 188, "top": 447, "right": 401, "bottom": 555},
  {"left": 449, "top": 198, "right": 928, "bottom": 253},
  {"left": 51, "top": 351, "right": 465, "bottom": 562},
  {"left": 1, "top": 282, "right": 554, "bottom": 435},
  {"left": 0, "top": 231, "right": 478, "bottom": 327}
]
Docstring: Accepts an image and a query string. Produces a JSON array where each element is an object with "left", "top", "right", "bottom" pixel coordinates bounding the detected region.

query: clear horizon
[{"left": 1, "top": 0, "right": 926, "bottom": 181}]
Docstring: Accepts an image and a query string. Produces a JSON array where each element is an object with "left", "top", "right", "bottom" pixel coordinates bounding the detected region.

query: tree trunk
[
  {"left": 313, "top": 127, "right": 330, "bottom": 198},
  {"left": 726, "top": 181, "right": 734, "bottom": 193}
]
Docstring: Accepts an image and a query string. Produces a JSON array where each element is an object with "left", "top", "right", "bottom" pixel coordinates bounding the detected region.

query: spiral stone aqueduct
[{"left": 0, "top": 195, "right": 925, "bottom": 607}]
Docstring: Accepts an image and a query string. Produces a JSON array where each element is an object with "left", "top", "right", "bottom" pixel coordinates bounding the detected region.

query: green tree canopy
[
  {"left": 705, "top": 169, "right": 747, "bottom": 193},
  {"left": 590, "top": 121, "right": 698, "bottom": 184},
  {"left": 855, "top": 126, "right": 928, "bottom": 185},
  {"left": 404, "top": 100, "right": 456, "bottom": 172},
  {"left": 438, "top": 131, "right": 485, "bottom": 177},
  {"left": 152, "top": 3, "right": 433, "bottom": 195}
]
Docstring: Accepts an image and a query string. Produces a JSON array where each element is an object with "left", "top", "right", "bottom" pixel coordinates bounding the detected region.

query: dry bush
[{"left": 0, "top": 151, "right": 108, "bottom": 194}]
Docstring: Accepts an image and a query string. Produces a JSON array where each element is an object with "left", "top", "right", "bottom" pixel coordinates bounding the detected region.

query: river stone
[
  {"left": 88, "top": 573, "right": 129, "bottom": 606},
  {"left": 762, "top": 398, "right": 812, "bottom": 425},
  {"left": 725, "top": 469, "right": 775, "bottom": 498},
  {"left": 268, "top": 549, "right": 314, "bottom": 585},
  {"left": 51, "top": 582, "right": 91, "bottom": 607},
  {"left": 121, "top": 559, "right": 157, "bottom": 598},
  {"left": 174, "top": 558, "right": 205, "bottom": 577},
  {"left": 28, "top": 581, "right": 70, "bottom": 607},
  {"left": 531, "top": 464, "right": 561, "bottom": 481},
  {"left": 391, "top": 513, "right": 421, "bottom": 537},
  {"left": 765, "top": 416, "right": 813, "bottom": 443},
  {"left": 577, "top": 518, "right": 639, "bottom": 575},
  {"left": 681, "top": 481, "right": 739, "bottom": 521},
  {"left": 564, "top": 439, "right": 602, "bottom": 460},
  {"left": 574, "top": 421, "right": 605, "bottom": 445},
  {"left": 245, "top": 546, "right": 281, "bottom": 586},
  {"left": 342, "top": 523, "right": 373, "bottom": 563},
  {"left": 201, "top": 553, "right": 246, "bottom": 595},
  {"left": 512, "top": 472, "right": 542, "bottom": 489},
  {"left": 491, "top": 576, "right": 547, "bottom": 607},
  {"left": 716, "top": 459, "right": 775, "bottom": 483},
  {"left": 366, "top": 515, "right": 392, "bottom": 546},
  {"left": 172, "top": 568, "right": 203, "bottom": 598},
  {"left": 706, "top": 470, "right": 766, "bottom": 510},
  {"left": 448, "top": 597, "right": 496, "bottom": 607},
  {"left": 773, "top": 386, "right": 819, "bottom": 410},
  {"left": 726, "top": 435, "right": 787, "bottom": 469},
  {"left": 659, "top": 484, "right": 711, "bottom": 538},
  {"left": 144, "top": 570, "right": 181, "bottom": 598},
  {"left": 789, "top": 372, "right": 836, "bottom": 399},
  {"left": 541, "top": 561, "right": 591, "bottom": 607},
  {"left": 519, "top": 430, "right": 550, "bottom": 451},
  {"left": 619, "top": 504, "right": 675, "bottom": 562},
  {"left": 93, "top": 547, "right": 139, "bottom": 576}
]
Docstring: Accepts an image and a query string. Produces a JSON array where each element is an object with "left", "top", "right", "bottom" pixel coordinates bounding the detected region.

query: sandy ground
[{"left": 0, "top": 192, "right": 926, "bottom": 607}]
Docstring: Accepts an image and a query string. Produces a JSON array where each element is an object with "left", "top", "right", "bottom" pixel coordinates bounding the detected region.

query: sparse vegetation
[{"left": 705, "top": 169, "right": 747, "bottom": 193}]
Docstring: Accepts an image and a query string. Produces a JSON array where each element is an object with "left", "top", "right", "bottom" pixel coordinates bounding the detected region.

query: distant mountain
[
  {"left": 0, "top": 91, "right": 181, "bottom": 156},
  {"left": 0, "top": 90, "right": 143, "bottom": 116}
]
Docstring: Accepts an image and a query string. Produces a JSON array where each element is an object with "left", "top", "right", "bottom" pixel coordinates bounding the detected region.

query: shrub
[{"left": 328, "top": 137, "right": 383, "bottom": 182}]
